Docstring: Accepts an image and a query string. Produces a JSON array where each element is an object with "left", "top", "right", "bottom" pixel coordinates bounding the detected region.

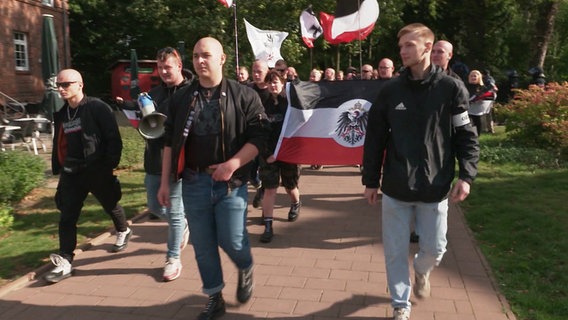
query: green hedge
[{"left": 0, "top": 152, "right": 47, "bottom": 230}]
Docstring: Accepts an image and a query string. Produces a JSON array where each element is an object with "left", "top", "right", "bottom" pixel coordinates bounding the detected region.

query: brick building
[{"left": 0, "top": 0, "right": 70, "bottom": 111}]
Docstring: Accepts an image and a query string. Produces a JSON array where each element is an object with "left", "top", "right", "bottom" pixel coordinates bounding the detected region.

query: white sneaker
[
  {"left": 413, "top": 271, "right": 431, "bottom": 298},
  {"left": 112, "top": 227, "right": 132, "bottom": 252},
  {"left": 180, "top": 219, "right": 190, "bottom": 251},
  {"left": 163, "top": 257, "right": 182, "bottom": 282},
  {"left": 44, "top": 254, "right": 73, "bottom": 283},
  {"left": 393, "top": 307, "right": 411, "bottom": 320}
]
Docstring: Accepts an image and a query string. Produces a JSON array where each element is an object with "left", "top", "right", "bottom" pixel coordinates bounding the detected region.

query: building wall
[{"left": 0, "top": 0, "right": 69, "bottom": 105}]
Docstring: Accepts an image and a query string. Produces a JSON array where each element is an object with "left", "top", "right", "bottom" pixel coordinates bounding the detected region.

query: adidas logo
[{"left": 394, "top": 103, "right": 407, "bottom": 111}]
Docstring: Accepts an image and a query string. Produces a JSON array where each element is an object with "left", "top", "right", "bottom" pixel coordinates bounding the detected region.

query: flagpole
[
  {"left": 358, "top": 0, "right": 362, "bottom": 72},
  {"left": 233, "top": 0, "right": 239, "bottom": 79}
]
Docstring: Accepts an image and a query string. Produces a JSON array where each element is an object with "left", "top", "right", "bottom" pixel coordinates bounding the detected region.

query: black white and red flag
[
  {"left": 319, "top": 0, "right": 380, "bottom": 45},
  {"left": 299, "top": 6, "right": 323, "bottom": 48},
  {"left": 274, "top": 80, "right": 385, "bottom": 165},
  {"left": 217, "top": 0, "right": 233, "bottom": 8}
]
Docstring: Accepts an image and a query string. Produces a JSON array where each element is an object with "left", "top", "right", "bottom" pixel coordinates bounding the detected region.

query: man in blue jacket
[{"left": 362, "top": 24, "right": 479, "bottom": 320}]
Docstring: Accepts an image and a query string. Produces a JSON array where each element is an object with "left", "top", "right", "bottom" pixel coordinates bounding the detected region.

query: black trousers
[{"left": 54, "top": 163, "right": 126, "bottom": 262}]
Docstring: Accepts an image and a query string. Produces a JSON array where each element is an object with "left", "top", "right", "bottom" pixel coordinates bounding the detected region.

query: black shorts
[{"left": 259, "top": 159, "right": 300, "bottom": 189}]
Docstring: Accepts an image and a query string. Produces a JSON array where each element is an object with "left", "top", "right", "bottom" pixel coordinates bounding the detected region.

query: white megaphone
[{"left": 137, "top": 92, "right": 167, "bottom": 139}]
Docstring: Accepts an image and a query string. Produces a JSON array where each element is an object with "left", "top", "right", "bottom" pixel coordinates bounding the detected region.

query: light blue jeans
[
  {"left": 182, "top": 171, "right": 253, "bottom": 296},
  {"left": 382, "top": 194, "right": 448, "bottom": 309},
  {"left": 145, "top": 174, "right": 185, "bottom": 259}
]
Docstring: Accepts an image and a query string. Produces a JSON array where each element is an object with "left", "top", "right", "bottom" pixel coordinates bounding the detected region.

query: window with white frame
[
  {"left": 42, "top": 0, "right": 54, "bottom": 7},
  {"left": 14, "top": 32, "right": 29, "bottom": 71}
]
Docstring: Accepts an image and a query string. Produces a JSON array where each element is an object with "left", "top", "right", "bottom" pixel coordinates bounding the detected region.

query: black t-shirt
[
  {"left": 185, "top": 85, "right": 223, "bottom": 168},
  {"left": 62, "top": 106, "right": 85, "bottom": 166}
]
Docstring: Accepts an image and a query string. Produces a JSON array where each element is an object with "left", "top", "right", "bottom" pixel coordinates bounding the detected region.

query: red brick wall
[{"left": 0, "top": 0, "right": 69, "bottom": 105}]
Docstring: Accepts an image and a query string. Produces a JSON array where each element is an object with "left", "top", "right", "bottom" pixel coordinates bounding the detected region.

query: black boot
[
  {"left": 260, "top": 219, "right": 273, "bottom": 243},
  {"left": 236, "top": 265, "right": 254, "bottom": 303},
  {"left": 288, "top": 201, "right": 301, "bottom": 222},
  {"left": 197, "top": 292, "right": 225, "bottom": 320},
  {"left": 410, "top": 231, "right": 420, "bottom": 243}
]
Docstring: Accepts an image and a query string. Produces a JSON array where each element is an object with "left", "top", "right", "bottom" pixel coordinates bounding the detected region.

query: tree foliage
[{"left": 67, "top": 0, "right": 568, "bottom": 96}]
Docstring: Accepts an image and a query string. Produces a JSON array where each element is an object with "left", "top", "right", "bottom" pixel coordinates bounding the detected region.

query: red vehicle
[{"left": 109, "top": 59, "right": 160, "bottom": 101}]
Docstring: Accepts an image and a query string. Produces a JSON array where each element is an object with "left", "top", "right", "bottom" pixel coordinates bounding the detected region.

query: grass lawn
[{"left": 463, "top": 127, "right": 568, "bottom": 320}]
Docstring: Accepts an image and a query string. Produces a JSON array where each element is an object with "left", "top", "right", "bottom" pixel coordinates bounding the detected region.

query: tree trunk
[{"left": 532, "top": 0, "right": 560, "bottom": 68}]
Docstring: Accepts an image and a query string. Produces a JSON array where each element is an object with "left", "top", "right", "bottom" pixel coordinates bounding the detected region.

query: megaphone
[{"left": 137, "top": 92, "right": 167, "bottom": 139}]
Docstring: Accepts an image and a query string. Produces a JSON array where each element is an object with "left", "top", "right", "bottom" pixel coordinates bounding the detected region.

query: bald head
[
  {"left": 193, "top": 37, "right": 226, "bottom": 87},
  {"left": 56, "top": 69, "right": 84, "bottom": 107},
  {"left": 431, "top": 40, "right": 453, "bottom": 70},
  {"left": 378, "top": 58, "right": 395, "bottom": 79},
  {"left": 252, "top": 60, "right": 269, "bottom": 87},
  {"left": 57, "top": 69, "right": 83, "bottom": 83}
]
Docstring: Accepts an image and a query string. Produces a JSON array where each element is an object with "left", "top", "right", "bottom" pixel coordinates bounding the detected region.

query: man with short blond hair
[{"left": 362, "top": 23, "right": 479, "bottom": 320}]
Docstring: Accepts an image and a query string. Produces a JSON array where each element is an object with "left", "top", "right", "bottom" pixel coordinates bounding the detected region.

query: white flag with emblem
[{"left": 244, "top": 19, "right": 288, "bottom": 68}]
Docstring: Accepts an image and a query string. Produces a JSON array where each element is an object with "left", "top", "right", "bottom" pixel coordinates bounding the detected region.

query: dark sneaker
[
  {"left": 236, "top": 265, "right": 254, "bottom": 303},
  {"left": 44, "top": 254, "right": 73, "bottom": 283},
  {"left": 288, "top": 201, "right": 301, "bottom": 222},
  {"left": 252, "top": 187, "right": 264, "bottom": 208},
  {"left": 260, "top": 220, "right": 273, "bottom": 243},
  {"left": 112, "top": 227, "right": 132, "bottom": 252},
  {"left": 410, "top": 231, "right": 420, "bottom": 243},
  {"left": 149, "top": 213, "right": 161, "bottom": 220},
  {"left": 198, "top": 292, "right": 226, "bottom": 320}
]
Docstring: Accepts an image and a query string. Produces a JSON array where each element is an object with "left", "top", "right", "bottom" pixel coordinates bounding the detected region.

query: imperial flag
[
  {"left": 299, "top": 7, "right": 323, "bottom": 48},
  {"left": 274, "top": 80, "right": 385, "bottom": 165},
  {"left": 320, "top": 0, "right": 380, "bottom": 45}
]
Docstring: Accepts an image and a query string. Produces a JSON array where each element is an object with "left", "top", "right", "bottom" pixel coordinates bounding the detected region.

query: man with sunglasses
[{"left": 45, "top": 69, "right": 131, "bottom": 284}]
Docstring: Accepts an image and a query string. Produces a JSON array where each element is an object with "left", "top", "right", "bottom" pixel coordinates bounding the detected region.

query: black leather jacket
[{"left": 163, "top": 78, "right": 268, "bottom": 181}]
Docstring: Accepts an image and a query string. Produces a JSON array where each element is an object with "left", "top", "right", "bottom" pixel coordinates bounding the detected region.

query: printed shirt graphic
[
  {"left": 63, "top": 108, "right": 84, "bottom": 163},
  {"left": 274, "top": 80, "right": 386, "bottom": 165}
]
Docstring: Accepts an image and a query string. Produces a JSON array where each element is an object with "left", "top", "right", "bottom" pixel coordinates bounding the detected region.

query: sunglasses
[
  {"left": 56, "top": 81, "right": 78, "bottom": 88},
  {"left": 276, "top": 69, "right": 287, "bottom": 72}
]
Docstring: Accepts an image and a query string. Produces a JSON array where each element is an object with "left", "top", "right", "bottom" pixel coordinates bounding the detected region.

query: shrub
[
  {"left": 0, "top": 152, "right": 46, "bottom": 204},
  {"left": 0, "top": 152, "right": 46, "bottom": 230},
  {"left": 497, "top": 82, "right": 568, "bottom": 159}
]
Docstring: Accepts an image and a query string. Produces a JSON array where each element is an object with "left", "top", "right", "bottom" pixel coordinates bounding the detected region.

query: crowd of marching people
[{"left": 52, "top": 20, "right": 559, "bottom": 319}]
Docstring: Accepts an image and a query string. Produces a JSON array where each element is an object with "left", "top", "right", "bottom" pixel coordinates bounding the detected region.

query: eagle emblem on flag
[{"left": 335, "top": 101, "right": 368, "bottom": 146}]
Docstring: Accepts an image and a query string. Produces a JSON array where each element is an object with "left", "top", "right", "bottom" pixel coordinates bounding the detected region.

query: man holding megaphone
[{"left": 116, "top": 47, "right": 193, "bottom": 282}]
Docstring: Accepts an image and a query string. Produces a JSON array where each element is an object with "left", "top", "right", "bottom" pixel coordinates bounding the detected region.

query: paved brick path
[{"left": 0, "top": 163, "right": 516, "bottom": 320}]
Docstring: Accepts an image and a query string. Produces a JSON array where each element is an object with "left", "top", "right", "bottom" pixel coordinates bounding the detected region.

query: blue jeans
[
  {"left": 382, "top": 194, "right": 448, "bottom": 309},
  {"left": 182, "top": 171, "right": 253, "bottom": 295},
  {"left": 145, "top": 174, "right": 185, "bottom": 259}
]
